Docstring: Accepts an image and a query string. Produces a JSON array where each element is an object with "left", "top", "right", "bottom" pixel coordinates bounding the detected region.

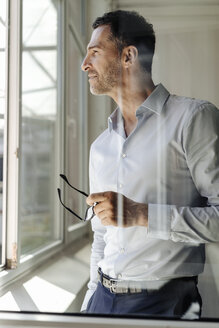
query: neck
[{"left": 110, "top": 74, "right": 155, "bottom": 136}]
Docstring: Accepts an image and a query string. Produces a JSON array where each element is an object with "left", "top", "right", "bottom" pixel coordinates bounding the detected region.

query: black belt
[{"left": 98, "top": 268, "right": 198, "bottom": 294}]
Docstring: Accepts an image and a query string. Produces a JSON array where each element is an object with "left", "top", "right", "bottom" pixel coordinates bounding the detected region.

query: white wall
[{"left": 116, "top": 0, "right": 219, "bottom": 106}]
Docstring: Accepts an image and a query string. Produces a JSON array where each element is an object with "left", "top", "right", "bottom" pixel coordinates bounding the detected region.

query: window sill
[
  {"left": 0, "top": 237, "right": 91, "bottom": 313},
  {"left": 0, "top": 223, "right": 89, "bottom": 290}
]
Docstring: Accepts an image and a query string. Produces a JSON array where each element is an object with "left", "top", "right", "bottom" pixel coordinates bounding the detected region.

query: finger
[
  {"left": 86, "top": 192, "right": 110, "bottom": 206},
  {"left": 98, "top": 212, "right": 116, "bottom": 226},
  {"left": 95, "top": 208, "right": 117, "bottom": 226},
  {"left": 95, "top": 207, "right": 109, "bottom": 220},
  {"left": 93, "top": 200, "right": 113, "bottom": 215},
  {"left": 94, "top": 208, "right": 108, "bottom": 224}
]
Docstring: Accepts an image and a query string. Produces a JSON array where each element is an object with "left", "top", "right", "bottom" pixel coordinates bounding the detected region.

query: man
[{"left": 81, "top": 10, "right": 219, "bottom": 317}]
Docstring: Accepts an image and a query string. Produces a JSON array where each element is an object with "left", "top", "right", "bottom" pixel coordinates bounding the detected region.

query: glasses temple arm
[
  {"left": 57, "top": 188, "right": 85, "bottom": 221},
  {"left": 60, "top": 174, "right": 88, "bottom": 197}
]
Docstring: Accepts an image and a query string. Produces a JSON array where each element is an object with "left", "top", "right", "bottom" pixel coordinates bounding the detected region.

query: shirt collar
[
  {"left": 108, "top": 107, "right": 124, "bottom": 134},
  {"left": 108, "top": 83, "right": 170, "bottom": 132},
  {"left": 136, "top": 83, "right": 170, "bottom": 116}
]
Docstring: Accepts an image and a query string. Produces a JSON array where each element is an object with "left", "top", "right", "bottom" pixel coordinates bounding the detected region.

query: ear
[{"left": 122, "top": 46, "right": 138, "bottom": 68}]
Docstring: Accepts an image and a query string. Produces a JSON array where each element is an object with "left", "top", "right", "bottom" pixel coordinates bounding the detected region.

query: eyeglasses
[{"left": 57, "top": 174, "right": 96, "bottom": 222}]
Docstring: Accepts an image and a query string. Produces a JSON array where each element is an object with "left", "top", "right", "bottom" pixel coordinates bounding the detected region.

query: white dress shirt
[{"left": 81, "top": 83, "right": 219, "bottom": 311}]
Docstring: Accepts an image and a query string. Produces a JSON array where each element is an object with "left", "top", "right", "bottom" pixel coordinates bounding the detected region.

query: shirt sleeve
[
  {"left": 81, "top": 145, "right": 106, "bottom": 312},
  {"left": 148, "top": 103, "right": 219, "bottom": 243}
]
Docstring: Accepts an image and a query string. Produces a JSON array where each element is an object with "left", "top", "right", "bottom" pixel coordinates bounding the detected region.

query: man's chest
[{"left": 92, "top": 124, "right": 198, "bottom": 206}]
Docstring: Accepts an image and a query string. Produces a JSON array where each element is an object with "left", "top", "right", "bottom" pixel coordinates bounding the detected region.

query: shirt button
[
  {"left": 120, "top": 247, "right": 125, "bottom": 253},
  {"left": 122, "top": 153, "right": 126, "bottom": 158},
  {"left": 118, "top": 274, "right": 122, "bottom": 279},
  {"left": 119, "top": 183, "right": 123, "bottom": 188}
]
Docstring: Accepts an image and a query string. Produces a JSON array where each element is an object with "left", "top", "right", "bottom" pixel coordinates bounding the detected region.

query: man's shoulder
[
  {"left": 169, "top": 93, "right": 211, "bottom": 109},
  {"left": 167, "top": 92, "right": 218, "bottom": 121}
]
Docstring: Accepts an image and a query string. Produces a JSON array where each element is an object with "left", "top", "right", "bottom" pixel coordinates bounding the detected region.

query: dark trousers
[{"left": 86, "top": 276, "right": 202, "bottom": 318}]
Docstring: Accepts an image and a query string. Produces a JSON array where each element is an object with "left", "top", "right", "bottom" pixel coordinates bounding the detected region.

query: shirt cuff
[{"left": 148, "top": 204, "right": 172, "bottom": 240}]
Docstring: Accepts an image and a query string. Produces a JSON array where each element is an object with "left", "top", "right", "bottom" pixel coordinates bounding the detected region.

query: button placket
[
  {"left": 120, "top": 247, "right": 125, "bottom": 253},
  {"left": 117, "top": 143, "right": 127, "bottom": 190}
]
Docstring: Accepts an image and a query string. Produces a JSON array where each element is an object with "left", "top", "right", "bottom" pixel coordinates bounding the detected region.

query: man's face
[{"left": 81, "top": 25, "right": 122, "bottom": 96}]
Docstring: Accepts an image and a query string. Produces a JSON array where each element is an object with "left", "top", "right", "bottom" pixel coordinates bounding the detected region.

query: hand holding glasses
[{"left": 57, "top": 174, "right": 96, "bottom": 222}]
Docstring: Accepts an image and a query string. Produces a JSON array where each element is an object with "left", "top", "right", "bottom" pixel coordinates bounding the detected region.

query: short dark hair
[{"left": 92, "top": 10, "right": 156, "bottom": 74}]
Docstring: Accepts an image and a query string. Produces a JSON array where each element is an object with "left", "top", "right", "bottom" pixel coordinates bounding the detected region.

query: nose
[{"left": 81, "top": 54, "right": 90, "bottom": 72}]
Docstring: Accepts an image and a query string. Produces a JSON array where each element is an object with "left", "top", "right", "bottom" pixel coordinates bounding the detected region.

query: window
[
  {"left": 0, "top": 0, "right": 89, "bottom": 281},
  {"left": 64, "top": 0, "right": 88, "bottom": 244},
  {"left": 0, "top": 0, "right": 66, "bottom": 273},
  {"left": 20, "top": 0, "right": 61, "bottom": 257},
  {"left": 0, "top": 0, "right": 8, "bottom": 267}
]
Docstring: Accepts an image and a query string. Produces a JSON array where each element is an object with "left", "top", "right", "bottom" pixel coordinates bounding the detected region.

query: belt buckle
[
  {"left": 109, "top": 279, "right": 120, "bottom": 294},
  {"left": 109, "top": 279, "right": 117, "bottom": 293},
  {"left": 109, "top": 279, "right": 129, "bottom": 294}
]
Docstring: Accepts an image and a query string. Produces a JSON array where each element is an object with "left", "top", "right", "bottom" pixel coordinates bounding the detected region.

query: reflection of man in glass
[{"left": 81, "top": 10, "right": 219, "bottom": 317}]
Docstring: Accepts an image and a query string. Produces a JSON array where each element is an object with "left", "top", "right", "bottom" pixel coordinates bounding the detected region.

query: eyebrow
[{"left": 87, "top": 43, "right": 105, "bottom": 51}]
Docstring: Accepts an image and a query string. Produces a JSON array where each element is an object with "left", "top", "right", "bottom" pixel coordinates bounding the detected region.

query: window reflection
[
  {"left": 20, "top": 0, "right": 61, "bottom": 256},
  {"left": 0, "top": 1, "right": 218, "bottom": 324}
]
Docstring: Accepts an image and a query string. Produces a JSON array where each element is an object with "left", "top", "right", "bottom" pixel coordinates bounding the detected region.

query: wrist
[{"left": 137, "top": 204, "right": 148, "bottom": 227}]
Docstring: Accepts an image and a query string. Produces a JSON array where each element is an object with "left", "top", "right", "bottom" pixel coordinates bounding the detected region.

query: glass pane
[
  {"left": 0, "top": 0, "right": 7, "bottom": 267},
  {"left": 66, "top": 31, "right": 84, "bottom": 229},
  {"left": 68, "top": 0, "right": 82, "bottom": 36},
  {"left": 22, "top": 0, "right": 57, "bottom": 47},
  {"left": 20, "top": 0, "right": 61, "bottom": 256}
]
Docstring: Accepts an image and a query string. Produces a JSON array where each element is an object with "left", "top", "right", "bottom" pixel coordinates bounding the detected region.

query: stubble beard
[{"left": 90, "top": 60, "right": 122, "bottom": 95}]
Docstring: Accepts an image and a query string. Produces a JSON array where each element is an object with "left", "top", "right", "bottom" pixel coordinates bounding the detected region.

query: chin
[{"left": 90, "top": 86, "right": 105, "bottom": 95}]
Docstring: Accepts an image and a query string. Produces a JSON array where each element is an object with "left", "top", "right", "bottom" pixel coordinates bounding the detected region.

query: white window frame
[
  {"left": 0, "top": 0, "right": 89, "bottom": 289},
  {"left": 0, "top": 0, "right": 9, "bottom": 270},
  {"left": 5, "top": 0, "right": 21, "bottom": 270},
  {"left": 64, "top": 0, "right": 89, "bottom": 245}
]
